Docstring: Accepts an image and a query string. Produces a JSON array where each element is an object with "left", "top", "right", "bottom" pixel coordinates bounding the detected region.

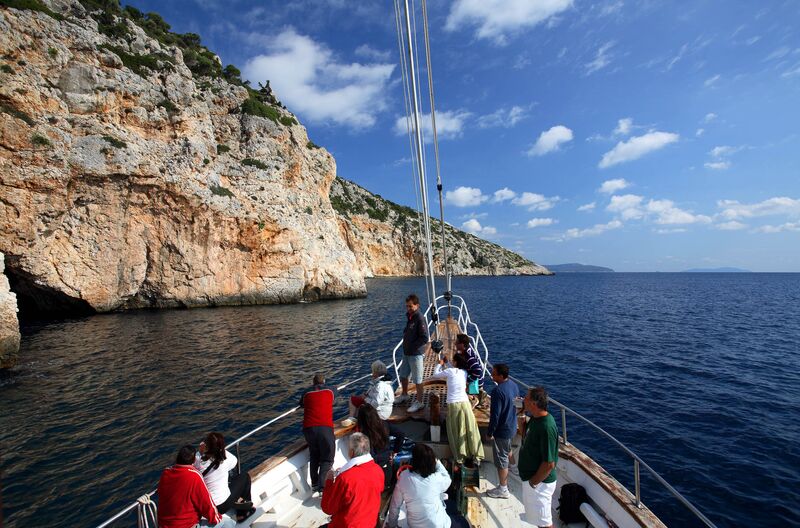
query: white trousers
[{"left": 522, "top": 480, "right": 557, "bottom": 526}]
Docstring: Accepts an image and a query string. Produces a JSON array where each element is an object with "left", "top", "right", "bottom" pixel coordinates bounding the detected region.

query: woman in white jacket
[
  {"left": 387, "top": 443, "right": 452, "bottom": 528},
  {"left": 342, "top": 360, "right": 395, "bottom": 425}
]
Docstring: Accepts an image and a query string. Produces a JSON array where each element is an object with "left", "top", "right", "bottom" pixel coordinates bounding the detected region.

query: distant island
[
  {"left": 682, "top": 267, "right": 752, "bottom": 273},
  {"left": 545, "top": 263, "right": 615, "bottom": 273}
]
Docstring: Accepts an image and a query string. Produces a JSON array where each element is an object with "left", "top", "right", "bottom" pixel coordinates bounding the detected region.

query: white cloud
[
  {"left": 243, "top": 28, "right": 395, "bottom": 129},
  {"left": 703, "top": 112, "right": 718, "bottom": 123},
  {"left": 459, "top": 212, "right": 488, "bottom": 220},
  {"left": 599, "top": 178, "right": 630, "bottom": 194},
  {"left": 710, "top": 145, "right": 742, "bottom": 158},
  {"left": 527, "top": 218, "right": 556, "bottom": 228},
  {"left": 446, "top": 186, "right": 488, "bottom": 207},
  {"left": 696, "top": 128, "right": 705, "bottom": 137},
  {"left": 598, "top": 1, "right": 624, "bottom": 17},
  {"left": 765, "top": 46, "right": 792, "bottom": 62},
  {"left": 613, "top": 118, "right": 633, "bottom": 136},
  {"left": 577, "top": 202, "right": 596, "bottom": 212},
  {"left": 718, "top": 197, "right": 800, "bottom": 219},
  {"left": 563, "top": 220, "right": 623, "bottom": 239},
  {"left": 782, "top": 63, "right": 800, "bottom": 78},
  {"left": 704, "top": 74, "right": 721, "bottom": 87},
  {"left": 716, "top": 221, "right": 747, "bottom": 231},
  {"left": 461, "top": 218, "right": 497, "bottom": 236},
  {"left": 478, "top": 105, "right": 533, "bottom": 128},
  {"left": 527, "top": 125, "right": 574, "bottom": 156},
  {"left": 755, "top": 222, "right": 800, "bottom": 233},
  {"left": 354, "top": 44, "right": 391, "bottom": 61},
  {"left": 746, "top": 36, "right": 761, "bottom": 46},
  {"left": 704, "top": 161, "right": 731, "bottom": 170},
  {"left": 393, "top": 110, "right": 472, "bottom": 141},
  {"left": 599, "top": 131, "right": 679, "bottom": 168},
  {"left": 445, "top": 0, "right": 574, "bottom": 45},
  {"left": 607, "top": 194, "right": 710, "bottom": 224},
  {"left": 666, "top": 43, "right": 689, "bottom": 71},
  {"left": 492, "top": 188, "right": 517, "bottom": 203},
  {"left": 655, "top": 228, "right": 687, "bottom": 234},
  {"left": 585, "top": 41, "right": 615, "bottom": 75},
  {"left": 512, "top": 192, "right": 559, "bottom": 211},
  {"left": 607, "top": 194, "right": 645, "bottom": 219}
]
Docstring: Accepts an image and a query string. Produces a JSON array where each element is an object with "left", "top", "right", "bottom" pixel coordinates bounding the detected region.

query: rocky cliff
[
  {"left": 0, "top": 0, "right": 366, "bottom": 319},
  {"left": 332, "top": 178, "right": 550, "bottom": 277},
  {"left": 0, "top": 0, "right": 548, "bottom": 332},
  {"left": 0, "top": 252, "right": 20, "bottom": 368}
]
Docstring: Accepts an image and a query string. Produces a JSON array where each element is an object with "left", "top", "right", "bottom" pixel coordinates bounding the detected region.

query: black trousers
[
  {"left": 216, "top": 472, "right": 251, "bottom": 514},
  {"left": 303, "top": 426, "right": 335, "bottom": 490}
]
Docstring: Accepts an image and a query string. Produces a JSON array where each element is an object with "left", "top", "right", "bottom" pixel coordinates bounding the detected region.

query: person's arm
[
  {"left": 321, "top": 474, "right": 342, "bottom": 516},
  {"left": 528, "top": 423, "right": 558, "bottom": 487},
  {"left": 528, "top": 461, "right": 556, "bottom": 487},
  {"left": 299, "top": 391, "right": 305, "bottom": 408},
  {"left": 386, "top": 475, "right": 405, "bottom": 527},
  {"left": 192, "top": 474, "right": 222, "bottom": 525},
  {"left": 434, "top": 460, "right": 452, "bottom": 491},
  {"left": 414, "top": 312, "right": 429, "bottom": 350},
  {"left": 487, "top": 389, "right": 501, "bottom": 438}
]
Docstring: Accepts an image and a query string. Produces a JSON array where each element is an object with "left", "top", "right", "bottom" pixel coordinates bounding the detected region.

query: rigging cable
[
  {"left": 420, "top": 0, "right": 453, "bottom": 323},
  {"left": 401, "top": 0, "right": 439, "bottom": 322},
  {"left": 393, "top": 0, "right": 431, "bottom": 309}
]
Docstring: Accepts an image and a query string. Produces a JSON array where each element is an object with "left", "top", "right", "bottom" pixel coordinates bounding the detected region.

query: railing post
[
  {"left": 561, "top": 407, "right": 568, "bottom": 445},
  {"left": 634, "top": 459, "right": 641, "bottom": 508},
  {"left": 236, "top": 443, "right": 242, "bottom": 475}
]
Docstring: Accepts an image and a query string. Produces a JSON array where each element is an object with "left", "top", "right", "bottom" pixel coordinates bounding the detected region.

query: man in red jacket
[
  {"left": 320, "top": 432, "right": 385, "bottom": 528},
  {"left": 300, "top": 373, "right": 337, "bottom": 494},
  {"left": 157, "top": 445, "right": 224, "bottom": 528}
]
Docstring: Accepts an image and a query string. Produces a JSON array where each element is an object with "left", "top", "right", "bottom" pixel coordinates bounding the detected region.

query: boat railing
[
  {"left": 392, "top": 294, "right": 716, "bottom": 528},
  {"left": 95, "top": 373, "right": 372, "bottom": 528}
]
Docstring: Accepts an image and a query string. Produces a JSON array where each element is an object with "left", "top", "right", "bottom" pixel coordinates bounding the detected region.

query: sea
[{"left": 1, "top": 273, "right": 799, "bottom": 527}]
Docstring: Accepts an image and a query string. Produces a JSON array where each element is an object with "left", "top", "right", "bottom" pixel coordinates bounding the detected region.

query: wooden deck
[{"left": 388, "top": 317, "right": 492, "bottom": 426}]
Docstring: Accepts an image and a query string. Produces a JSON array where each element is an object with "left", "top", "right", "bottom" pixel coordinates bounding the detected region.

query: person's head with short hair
[
  {"left": 202, "top": 432, "right": 226, "bottom": 467},
  {"left": 455, "top": 334, "right": 470, "bottom": 353},
  {"left": 349, "top": 432, "right": 371, "bottom": 458},
  {"left": 175, "top": 444, "right": 196, "bottom": 465},
  {"left": 410, "top": 443, "right": 437, "bottom": 478},
  {"left": 356, "top": 404, "right": 388, "bottom": 452},
  {"left": 525, "top": 386, "right": 549, "bottom": 415},
  {"left": 371, "top": 360, "right": 387, "bottom": 379},
  {"left": 491, "top": 363, "right": 509, "bottom": 383},
  {"left": 405, "top": 294, "right": 420, "bottom": 314},
  {"left": 453, "top": 352, "right": 469, "bottom": 371},
  {"left": 313, "top": 373, "right": 325, "bottom": 386}
]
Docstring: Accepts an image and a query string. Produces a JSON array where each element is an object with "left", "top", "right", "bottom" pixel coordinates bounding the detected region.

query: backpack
[{"left": 558, "top": 483, "right": 589, "bottom": 524}]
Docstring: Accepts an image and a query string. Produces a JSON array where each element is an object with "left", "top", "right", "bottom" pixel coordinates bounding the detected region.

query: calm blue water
[{"left": 1, "top": 273, "right": 799, "bottom": 527}]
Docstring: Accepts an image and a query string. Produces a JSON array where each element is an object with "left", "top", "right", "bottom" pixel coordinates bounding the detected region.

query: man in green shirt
[{"left": 518, "top": 386, "right": 558, "bottom": 527}]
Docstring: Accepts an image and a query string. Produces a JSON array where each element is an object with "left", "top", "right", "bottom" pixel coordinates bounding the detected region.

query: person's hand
[
  {"left": 324, "top": 469, "right": 336, "bottom": 483},
  {"left": 488, "top": 435, "right": 494, "bottom": 441}
]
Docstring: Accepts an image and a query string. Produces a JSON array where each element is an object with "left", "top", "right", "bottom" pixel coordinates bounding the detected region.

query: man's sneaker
[
  {"left": 340, "top": 417, "right": 356, "bottom": 427},
  {"left": 395, "top": 394, "right": 409, "bottom": 404},
  {"left": 407, "top": 401, "right": 425, "bottom": 413},
  {"left": 486, "top": 486, "right": 510, "bottom": 499}
]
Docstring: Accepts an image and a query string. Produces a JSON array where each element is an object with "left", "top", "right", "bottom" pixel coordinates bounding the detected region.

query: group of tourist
[
  {"left": 156, "top": 432, "right": 254, "bottom": 528},
  {"left": 155, "top": 292, "right": 560, "bottom": 528}
]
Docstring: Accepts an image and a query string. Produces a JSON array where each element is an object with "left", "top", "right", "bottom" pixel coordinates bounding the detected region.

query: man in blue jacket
[
  {"left": 486, "top": 363, "right": 520, "bottom": 499},
  {"left": 397, "top": 294, "right": 429, "bottom": 413}
]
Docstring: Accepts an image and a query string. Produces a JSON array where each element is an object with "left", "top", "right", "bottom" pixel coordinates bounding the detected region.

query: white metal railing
[
  {"left": 95, "top": 373, "right": 372, "bottom": 528},
  {"left": 390, "top": 294, "right": 717, "bottom": 528}
]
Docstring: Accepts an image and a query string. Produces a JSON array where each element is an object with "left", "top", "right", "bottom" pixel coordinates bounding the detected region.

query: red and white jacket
[
  {"left": 157, "top": 464, "right": 222, "bottom": 528},
  {"left": 321, "top": 454, "right": 385, "bottom": 528}
]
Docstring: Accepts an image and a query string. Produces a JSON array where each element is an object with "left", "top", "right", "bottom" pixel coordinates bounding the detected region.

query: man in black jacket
[{"left": 397, "top": 294, "right": 429, "bottom": 413}]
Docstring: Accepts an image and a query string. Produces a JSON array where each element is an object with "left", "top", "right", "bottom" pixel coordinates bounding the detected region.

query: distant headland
[{"left": 545, "top": 263, "right": 615, "bottom": 273}]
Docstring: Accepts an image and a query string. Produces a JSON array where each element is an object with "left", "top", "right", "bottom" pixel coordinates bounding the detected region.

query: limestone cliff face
[
  {"left": 0, "top": 252, "right": 20, "bottom": 368},
  {"left": 0, "top": 1, "right": 365, "bottom": 316},
  {"left": 331, "top": 178, "right": 551, "bottom": 277}
]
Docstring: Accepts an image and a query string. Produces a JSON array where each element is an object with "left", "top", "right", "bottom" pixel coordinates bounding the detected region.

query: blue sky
[{"left": 127, "top": 0, "right": 800, "bottom": 271}]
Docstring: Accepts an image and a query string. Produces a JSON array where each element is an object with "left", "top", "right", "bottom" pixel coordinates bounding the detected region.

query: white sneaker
[
  {"left": 340, "top": 417, "right": 356, "bottom": 427},
  {"left": 395, "top": 394, "right": 409, "bottom": 404},
  {"left": 407, "top": 401, "right": 425, "bottom": 413},
  {"left": 486, "top": 486, "right": 510, "bottom": 499}
]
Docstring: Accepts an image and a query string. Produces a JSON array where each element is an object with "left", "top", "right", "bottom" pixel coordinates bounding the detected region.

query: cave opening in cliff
[{"left": 5, "top": 263, "right": 95, "bottom": 323}]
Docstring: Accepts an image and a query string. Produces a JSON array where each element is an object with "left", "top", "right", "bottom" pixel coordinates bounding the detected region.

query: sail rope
[
  {"left": 393, "top": 0, "right": 431, "bottom": 308},
  {"left": 136, "top": 495, "right": 157, "bottom": 528}
]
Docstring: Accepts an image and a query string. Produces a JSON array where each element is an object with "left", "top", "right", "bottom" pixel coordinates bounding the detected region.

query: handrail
[
  {"left": 391, "top": 294, "right": 716, "bottom": 528},
  {"left": 503, "top": 373, "right": 717, "bottom": 527},
  {"left": 95, "top": 373, "right": 372, "bottom": 528}
]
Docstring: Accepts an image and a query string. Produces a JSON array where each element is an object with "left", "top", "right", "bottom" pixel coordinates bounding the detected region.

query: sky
[{"left": 126, "top": 0, "right": 800, "bottom": 271}]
